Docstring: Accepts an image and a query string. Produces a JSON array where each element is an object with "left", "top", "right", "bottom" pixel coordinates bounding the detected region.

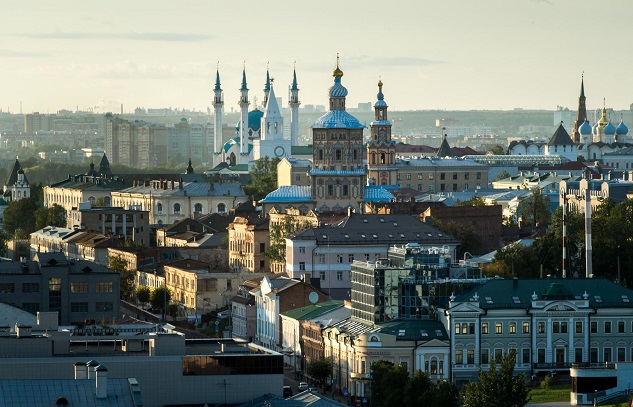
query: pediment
[
  {"left": 417, "top": 338, "right": 449, "bottom": 348},
  {"left": 543, "top": 301, "right": 578, "bottom": 312},
  {"left": 448, "top": 302, "right": 484, "bottom": 314}
]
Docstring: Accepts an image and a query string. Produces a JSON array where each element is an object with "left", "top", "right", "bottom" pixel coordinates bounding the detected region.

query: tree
[
  {"left": 370, "top": 360, "right": 409, "bottom": 407},
  {"left": 487, "top": 145, "right": 506, "bottom": 155},
  {"left": 3, "top": 197, "right": 39, "bottom": 238},
  {"left": 484, "top": 243, "right": 541, "bottom": 278},
  {"left": 150, "top": 286, "right": 171, "bottom": 311},
  {"left": 434, "top": 219, "right": 483, "bottom": 257},
  {"left": 461, "top": 349, "right": 531, "bottom": 407},
  {"left": 306, "top": 358, "right": 332, "bottom": 386},
  {"left": 34, "top": 204, "right": 66, "bottom": 230},
  {"left": 266, "top": 216, "right": 314, "bottom": 264},
  {"left": 136, "top": 286, "right": 151, "bottom": 306},
  {"left": 457, "top": 195, "right": 487, "bottom": 207},
  {"left": 493, "top": 170, "right": 511, "bottom": 182},
  {"left": 108, "top": 256, "right": 135, "bottom": 300},
  {"left": 520, "top": 188, "right": 551, "bottom": 228},
  {"left": 243, "top": 157, "right": 280, "bottom": 201}
]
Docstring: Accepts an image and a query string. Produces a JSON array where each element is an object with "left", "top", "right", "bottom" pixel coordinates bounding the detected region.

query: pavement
[{"left": 283, "top": 366, "right": 348, "bottom": 404}]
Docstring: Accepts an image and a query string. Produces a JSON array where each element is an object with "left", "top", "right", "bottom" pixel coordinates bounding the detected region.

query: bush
[{"left": 540, "top": 374, "right": 552, "bottom": 390}]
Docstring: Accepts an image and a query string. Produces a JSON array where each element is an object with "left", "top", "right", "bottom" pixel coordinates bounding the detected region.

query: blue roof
[
  {"left": 312, "top": 110, "right": 365, "bottom": 129},
  {"left": 604, "top": 121, "right": 616, "bottom": 135},
  {"left": 329, "top": 76, "right": 348, "bottom": 98},
  {"left": 364, "top": 185, "right": 395, "bottom": 202},
  {"left": 370, "top": 120, "right": 391, "bottom": 126},
  {"left": 222, "top": 137, "right": 253, "bottom": 154},
  {"left": 579, "top": 120, "right": 592, "bottom": 135},
  {"left": 259, "top": 185, "right": 312, "bottom": 203},
  {"left": 617, "top": 120, "right": 629, "bottom": 135},
  {"left": 235, "top": 109, "right": 264, "bottom": 133}
]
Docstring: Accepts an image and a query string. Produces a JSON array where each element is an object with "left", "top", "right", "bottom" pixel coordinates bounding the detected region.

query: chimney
[
  {"left": 171, "top": 181, "right": 174, "bottom": 190},
  {"left": 95, "top": 365, "right": 108, "bottom": 399},
  {"left": 179, "top": 178, "right": 183, "bottom": 189},
  {"left": 74, "top": 362, "right": 88, "bottom": 380},
  {"left": 209, "top": 182, "right": 214, "bottom": 191},
  {"left": 86, "top": 360, "right": 99, "bottom": 379}
]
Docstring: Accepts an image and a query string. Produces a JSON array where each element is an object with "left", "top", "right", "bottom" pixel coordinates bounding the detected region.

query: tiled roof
[
  {"left": 259, "top": 185, "right": 312, "bottom": 203},
  {"left": 395, "top": 157, "right": 488, "bottom": 168},
  {"left": 312, "top": 110, "right": 365, "bottom": 129},
  {"left": 364, "top": 186, "right": 395, "bottom": 202},
  {"left": 453, "top": 278, "right": 633, "bottom": 309}
]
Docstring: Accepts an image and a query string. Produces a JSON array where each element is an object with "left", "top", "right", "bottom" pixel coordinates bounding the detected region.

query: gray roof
[
  {"left": 0, "top": 378, "right": 136, "bottom": 407},
  {"left": 395, "top": 157, "right": 488, "bottom": 168},
  {"left": 548, "top": 124, "right": 574, "bottom": 146},
  {"left": 120, "top": 181, "right": 245, "bottom": 198},
  {"left": 292, "top": 214, "right": 459, "bottom": 246}
]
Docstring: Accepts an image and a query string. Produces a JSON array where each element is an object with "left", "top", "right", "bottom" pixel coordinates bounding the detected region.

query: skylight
[
  {"left": 438, "top": 233, "right": 443, "bottom": 237},
  {"left": 344, "top": 234, "right": 349, "bottom": 239},
  {"left": 363, "top": 218, "right": 368, "bottom": 223},
  {"left": 420, "top": 330, "right": 428, "bottom": 337},
  {"left": 372, "top": 234, "right": 377, "bottom": 239},
  {"left": 512, "top": 296, "right": 521, "bottom": 304},
  {"left": 595, "top": 295, "right": 603, "bottom": 303},
  {"left": 361, "top": 234, "right": 366, "bottom": 238},
  {"left": 400, "top": 234, "right": 405, "bottom": 238},
  {"left": 623, "top": 295, "right": 630, "bottom": 303},
  {"left": 380, "top": 218, "right": 385, "bottom": 223},
  {"left": 435, "top": 330, "right": 443, "bottom": 337},
  {"left": 427, "top": 233, "right": 433, "bottom": 237},
  {"left": 485, "top": 296, "right": 493, "bottom": 304},
  {"left": 398, "top": 329, "right": 405, "bottom": 337}
]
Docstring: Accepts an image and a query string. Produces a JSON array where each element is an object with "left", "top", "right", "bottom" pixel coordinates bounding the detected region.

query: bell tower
[{"left": 367, "top": 80, "right": 396, "bottom": 186}]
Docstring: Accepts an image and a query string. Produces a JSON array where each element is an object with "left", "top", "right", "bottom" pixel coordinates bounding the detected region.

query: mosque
[{"left": 212, "top": 66, "right": 298, "bottom": 168}]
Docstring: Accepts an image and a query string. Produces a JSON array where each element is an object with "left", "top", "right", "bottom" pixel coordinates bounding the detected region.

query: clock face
[
  {"left": 378, "top": 129, "right": 387, "bottom": 138},
  {"left": 274, "top": 146, "right": 285, "bottom": 157}
]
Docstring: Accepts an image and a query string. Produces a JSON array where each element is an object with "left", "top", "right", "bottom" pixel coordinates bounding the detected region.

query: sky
[{"left": 2, "top": 0, "right": 633, "bottom": 114}]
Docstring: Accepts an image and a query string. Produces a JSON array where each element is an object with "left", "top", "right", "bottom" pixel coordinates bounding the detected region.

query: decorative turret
[
  {"left": 367, "top": 79, "right": 396, "bottom": 186},
  {"left": 572, "top": 74, "right": 587, "bottom": 143},
  {"left": 328, "top": 54, "right": 348, "bottom": 111},
  {"left": 616, "top": 118, "right": 629, "bottom": 143},
  {"left": 263, "top": 67, "right": 271, "bottom": 108},
  {"left": 289, "top": 63, "right": 300, "bottom": 147},
  {"left": 4, "top": 157, "right": 30, "bottom": 202},
  {"left": 98, "top": 153, "right": 112, "bottom": 177},
  {"left": 186, "top": 159, "right": 194, "bottom": 174},
  {"left": 261, "top": 80, "right": 283, "bottom": 141}
]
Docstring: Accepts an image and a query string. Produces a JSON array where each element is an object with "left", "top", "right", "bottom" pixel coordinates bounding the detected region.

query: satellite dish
[{"left": 309, "top": 292, "right": 319, "bottom": 304}]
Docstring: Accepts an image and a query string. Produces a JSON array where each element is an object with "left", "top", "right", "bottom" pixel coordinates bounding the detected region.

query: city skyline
[{"left": 3, "top": 0, "right": 633, "bottom": 114}]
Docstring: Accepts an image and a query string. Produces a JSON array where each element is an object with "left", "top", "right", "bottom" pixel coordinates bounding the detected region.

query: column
[
  {"left": 546, "top": 317, "right": 552, "bottom": 363},
  {"left": 475, "top": 319, "right": 480, "bottom": 365},
  {"left": 568, "top": 316, "right": 574, "bottom": 363},
  {"left": 532, "top": 316, "right": 537, "bottom": 362},
  {"left": 584, "top": 314, "right": 589, "bottom": 362}
]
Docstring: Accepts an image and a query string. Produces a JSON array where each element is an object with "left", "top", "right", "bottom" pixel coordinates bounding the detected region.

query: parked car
[
  {"left": 298, "top": 382, "right": 309, "bottom": 391},
  {"left": 283, "top": 386, "right": 293, "bottom": 398}
]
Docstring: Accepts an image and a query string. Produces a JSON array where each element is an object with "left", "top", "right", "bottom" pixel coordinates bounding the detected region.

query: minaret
[
  {"left": 213, "top": 66, "right": 223, "bottom": 167},
  {"left": 289, "top": 64, "right": 300, "bottom": 147},
  {"left": 367, "top": 79, "right": 396, "bottom": 186},
  {"left": 263, "top": 67, "right": 271, "bottom": 108},
  {"left": 572, "top": 74, "right": 587, "bottom": 143},
  {"left": 239, "top": 65, "right": 249, "bottom": 157}
]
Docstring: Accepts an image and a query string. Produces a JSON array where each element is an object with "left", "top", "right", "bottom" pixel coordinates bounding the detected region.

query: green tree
[
  {"left": 493, "top": 170, "right": 511, "bottom": 182},
  {"left": 108, "top": 256, "right": 135, "bottom": 300},
  {"left": 484, "top": 243, "right": 541, "bottom": 278},
  {"left": 3, "top": 197, "right": 39, "bottom": 238},
  {"left": 35, "top": 204, "right": 66, "bottom": 230},
  {"left": 461, "top": 349, "right": 531, "bottom": 407},
  {"left": 370, "top": 360, "right": 409, "bottom": 407},
  {"left": 266, "top": 216, "right": 313, "bottom": 264},
  {"left": 243, "top": 157, "right": 280, "bottom": 201},
  {"left": 434, "top": 219, "right": 483, "bottom": 257},
  {"left": 457, "top": 195, "right": 487, "bottom": 207},
  {"left": 306, "top": 358, "right": 332, "bottom": 386},
  {"left": 150, "top": 286, "right": 172, "bottom": 311},
  {"left": 520, "top": 188, "right": 551, "bottom": 228},
  {"left": 403, "top": 370, "right": 433, "bottom": 406},
  {"left": 136, "top": 286, "right": 151, "bottom": 306},
  {"left": 487, "top": 145, "right": 506, "bottom": 155}
]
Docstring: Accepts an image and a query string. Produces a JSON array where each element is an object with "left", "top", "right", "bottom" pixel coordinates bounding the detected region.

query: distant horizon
[{"left": 3, "top": 0, "right": 633, "bottom": 114}]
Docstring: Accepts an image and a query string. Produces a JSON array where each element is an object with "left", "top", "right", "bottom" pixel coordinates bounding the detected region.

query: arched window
[
  {"left": 217, "top": 203, "right": 226, "bottom": 213},
  {"left": 173, "top": 203, "right": 181, "bottom": 214},
  {"left": 103, "top": 196, "right": 111, "bottom": 206},
  {"left": 157, "top": 203, "right": 163, "bottom": 214},
  {"left": 88, "top": 196, "right": 95, "bottom": 205},
  {"left": 194, "top": 203, "right": 203, "bottom": 213},
  {"left": 380, "top": 152, "right": 386, "bottom": 164}
]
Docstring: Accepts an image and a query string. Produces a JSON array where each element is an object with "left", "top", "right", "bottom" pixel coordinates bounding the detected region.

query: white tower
[
  {"left": 239, "top": 66, "right": 249, "bottom": 159},
  {"left": 261, "top": 82, "right": 283, "bottom": 141},
  {"left": 213, "top": 67, "right": 224, "bottom": 167},
  {"left": 289, "top": 65, "right": 300, "bottom": 147}
]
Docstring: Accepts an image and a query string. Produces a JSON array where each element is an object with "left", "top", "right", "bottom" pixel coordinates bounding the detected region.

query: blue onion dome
[
  {"left": 375, "top": 79, "right": 387, "bottom": 108},
  {"left": 247, "top": 109, "right": 263, "bottom": 132},
  {"left": 616, "top": 120, "right": 629, "bottom": 135},
  {"left": 328, "top": 59, "right": 348, "bottom": 98},
  {"left": 579, "top": 120, "right": 592, "bottom": 135},
  {"left": 604, "top": 121, "right": 616, "bottom": 135}
]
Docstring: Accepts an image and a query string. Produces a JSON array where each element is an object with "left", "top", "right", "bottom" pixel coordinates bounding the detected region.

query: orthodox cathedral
[
  {"left": 212, "top": 66, "right": 298, "bottom": 168},
  {"left": 260, "top": 57, "right": 395, "bottom": 214}
]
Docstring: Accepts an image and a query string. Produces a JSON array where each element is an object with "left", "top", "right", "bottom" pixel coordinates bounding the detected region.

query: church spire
[
  {"left": 572, "top": 73, "right": 587, "bottom": 143},
  {"left": 263, "top": 64, "right": 271, "bottom": 107}
]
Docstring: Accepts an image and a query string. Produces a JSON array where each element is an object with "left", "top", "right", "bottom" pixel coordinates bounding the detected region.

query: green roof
[
  {"left": 454, "top": 278, "right": 633, "bottom": 309},
  {"left": 281, "top": 300, "right": 343, "bottom": 320},
  {"left": 291, "top": 145, "right": 313, "bottom": 156},
  {"left": 376, "top": 319, "right": 448, "bottom": 341}
]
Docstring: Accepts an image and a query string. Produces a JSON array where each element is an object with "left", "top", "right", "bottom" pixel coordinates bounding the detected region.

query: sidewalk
[{"left": 283, "top": 366, "right": 349, "bottom": 405}]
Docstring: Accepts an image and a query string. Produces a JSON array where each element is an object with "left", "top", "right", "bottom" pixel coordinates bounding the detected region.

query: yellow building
[{"left": 227, "top": 216, "right": 270, "bottom": 273}]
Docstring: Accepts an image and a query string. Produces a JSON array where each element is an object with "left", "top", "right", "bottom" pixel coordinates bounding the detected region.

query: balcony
[
  {"left": 533, "top": 362, "right": 572, "bottom": 370},
  {"left": 350, "top": 372, "right": 370, "bottom": 379}
]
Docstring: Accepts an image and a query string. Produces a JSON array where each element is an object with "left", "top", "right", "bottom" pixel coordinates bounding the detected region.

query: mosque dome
[
  {"left": 235, "top": 109, "right": 264, "bottom": 133},
  {"left": 604, "top": 121, "right": 616, "bottom": 135},
  {"left": 579, "top": 120, "right": 592, "bottom": 135},
  {"left": 616, "top": 120, "right": 629, "bottom": 135}
]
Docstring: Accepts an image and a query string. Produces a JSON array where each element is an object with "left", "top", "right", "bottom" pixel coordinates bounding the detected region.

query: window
[
  {"left": 157, "top": 203, "right": 163, "bottom": 214},
  {"left": 618, "top": 348, "right": 626, "bottom": 362},
  {"left": 495, "top": 349, "right": 503, "bottom": 362},
  {"left": 604, "top": 348, "right": 612, "bottom": 362},
  {"left": 260, "top": 243, "right": 265, "bottom": 253},
  {"left": 495, "top": 322, "right": 502, "bottom": 334},
  {"left": 590, "top": 348, "right": 598, "bottom": 363},
  {"left": 537, "top": 349, "right": 545, "bottom": 363},
  {"left": 481, "top": 349, "right": 489, "bottom": 364},
  {"left": 22, "top": 283, "right": 39, "bottom": 293},
  {"left": 217, "top": 203, "right": 226, "bottom": 213},
  {"left": 455, "top": 349, "right": 463, "bottom": 364},
  {"left": 523, "top": 322, "right": 529, "bottom": 334},
  {"left": 318, "top": 254, "right": 325, "bottom": 264},
  {"left": 461, "top": 323, "right": 468, "bottom": 334},
  {"left": 299, "top": 262, "right": 306, "bottom": 271},
  {"left": 522, "top": 349, "right": 530, "bottom": 364},
  {"left": 0, "top": 283, "right": 15, "bottom": 293},
  {"left": 327, "top": 185, "right": 334, "bottom": 196},
  {"left": 336, "top": 255, "right": 343, "bottom": 263},
  {"left": 561, "top": 322, "right": 568, "bottom": 333},
  {"left": 538, "top": 322, "right": 545, "bottom": 334},
  {"left": 618, "top": 321, "right": 625, "bottom": 333},
  {"left": 96, "top": 282, "right": 113, "bottom": 293},
  {"left": 406, "top": 174, "right": 411, "bottom": 180},
  {"left": 469, "top": 323, "right": 475, "bottom": 334},
  {"left": 509, "top": 322, "right": 516, "bottom": 334},
  {"left": 173, "top": 203, "right": 181, "bottom": 214},
  {"left": 337, "top": 271, "right": 343, "bottom": 281},
  {"left": 299, "top": 247, "right": 306, "bottom": 254},
  {"left": 71, "top": 282, "right": 88, "bottom": 293},
  {"left": 440, "top": 173, "right": 445, "bottom": 180},
  {"left": 71, "top": 302, "right": 89, "bottom": 312},
  {"left": 96, "top": 302, "right": 113, "bottom": 312},
  {"left": 348, "top": 254, "right": 354, "bottom": 262},
  {"left": 467, "top": 349, "right": 474, "bottom": 364},
  {"left": 481, "top": 323, "right": 488, "bottom": 334},
  {"left": 553, "top": 322, "right": 560, "bottom": 333},
  {"left": 428, "top": 174, "right": 434, "bottom": 180},
  {"left": 455, "top": 323, "right": 460, "bottom": 334},
  {"left": 575, "top": 348, "right": 584, "bottom": 363},
  {"left": 452, "top": 173, "right": 457, "bottom": 180},
  {"left": 591, "top": 321, "right": 597, "bottom": 333},
  {"left": 320, "top": 271, "right": 326, "bottom": 281},
  {"left": 576, "top": 321, "right": 583, "bottom": 334},
  {"left": 477, "top": 172, "right": 482, "bottom": 179},
  {"left": 605, "top": 321, "right": 612, "bottom": 333},
  {"left": 464, "top": 173, "right": 469, "bottom": 180},
  {"left": 194, "top": 203, "right": 203, "bottom": 213}
]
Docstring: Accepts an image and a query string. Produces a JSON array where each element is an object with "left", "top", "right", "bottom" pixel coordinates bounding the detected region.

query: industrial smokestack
[{"left": 585, "top": 190, "right": 592, "bottom": 278}]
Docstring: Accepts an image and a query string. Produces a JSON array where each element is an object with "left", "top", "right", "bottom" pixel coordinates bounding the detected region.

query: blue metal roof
[
  {"left": 329, "top": 76, "right": 348, "bottom": 98},
  {"left": 259, "top": 185, "right": 312, "bottom": 203},
  {"left": 604, "top": 121, "right": 616, "bottom": 135},
  {"left": 309, "top": 168, "right": 366, "bottom": 176},
  {"left": 312, "top": 110, "right": 365, "bottom": 129},
  {"left": 364, "top": 185, "right": 395, "bottom": 202},
  {"left": 617, "top": 120, "right": 629, "bottom": 135},
  {"left": 222, "top": 137, "right": 253, "bottom": 154},
  {"left": 579, "top": 120, "right": 592, "bottom": 135}
]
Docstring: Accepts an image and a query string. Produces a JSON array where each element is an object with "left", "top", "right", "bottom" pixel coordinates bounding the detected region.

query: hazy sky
[{"left": 3, "top": 0, "right": 633, "bottom": 114}]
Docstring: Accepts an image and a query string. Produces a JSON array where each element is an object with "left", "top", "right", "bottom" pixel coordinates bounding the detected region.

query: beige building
[
  {"left": 67, "top": 203, "right": 150, "bottom": 245},
  {"left": 277, "top": 157, "right": 312, "bottom": 187},
  {"left": 164, "top": 259, "right": 267, "bottom": 316},
  {"left": 111, "top": 180, "right": 247, "bottom": 225},
  {"left": 268, "top": 208, "right": 319, "bottom": 274},
  {"left": 395, "top": 157, "right": 489, "bottom": 193},
  {"left": 227, "top": 216, "right": 270, "bottom": 273},
  {"left": 44, "top": 175, "right": 126, "bottom": 219}
]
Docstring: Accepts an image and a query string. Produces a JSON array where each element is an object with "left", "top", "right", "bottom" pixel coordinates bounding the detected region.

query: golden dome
[{"left": 332, "top": 53, "right": 343, "bottom": 78}]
